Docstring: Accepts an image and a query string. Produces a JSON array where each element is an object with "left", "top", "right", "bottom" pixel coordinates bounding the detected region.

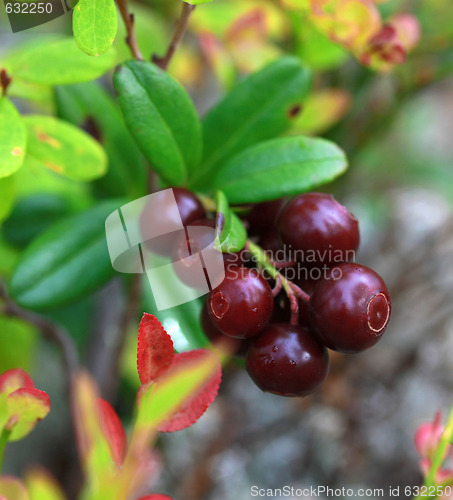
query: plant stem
[
  {"left": 153, "top": 2, "right": 195, "bottom": 70},
  {"left": 115, "top": 0, "right": 144, "bottom": 60},
  {"left": 0, "top": 428, "right": 11, "bottom": 473},
  {"left": 0, "top": 281, "right": 78, "bottom": 384}
]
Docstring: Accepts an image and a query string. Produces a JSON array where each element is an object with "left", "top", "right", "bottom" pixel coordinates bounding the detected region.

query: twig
[
  {"left": 0, "top": 282, "right": 78, "bottom": 376},
  {"left": 153, "top": 2, "right": 195, "bottom": 70},
  {"left": 115, "top": 0, "right": 144, "bottom": 60}
]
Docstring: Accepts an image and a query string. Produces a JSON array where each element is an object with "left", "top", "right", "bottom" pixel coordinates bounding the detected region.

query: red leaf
[
  {"left": 157, "top": 349, "right": 222, "bottom": 433},
  {"left": 0, "top": 368, "right": 34, "bottom": 395},
  {"left": 138, "top": 495, "right": 173, "bottom": 500},
  {"left": 97, "top": 398, "right": 128, "bottom": 467},
  {"left": 137, "top": 314, "right": 175, "bottom": 384}
]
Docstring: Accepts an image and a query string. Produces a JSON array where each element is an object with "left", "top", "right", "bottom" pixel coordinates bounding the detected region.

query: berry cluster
[{"left": 141, "top": 189, "right": 392, "bottom": 398}]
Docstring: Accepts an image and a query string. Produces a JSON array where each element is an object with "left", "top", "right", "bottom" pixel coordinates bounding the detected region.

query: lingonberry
[
  {"left": 173, "top": 219, "right": 249, "bottom": 289},
  {"left": 246, "top": 323, "right": 330, "bottom": 397},
  {"left": 309, "top": 263, "right": 391, "bottom": 353},
  {"left": 208, "top": 267, "right": 273, "bottom": 339},
  {"left": 140, "top": 187, "right": 206, "bottom": 256},
  {"left": 245, "top": 199, "right": 286, "bottom": 237},
  {"left": 172, "top": 219, "right": 217, "bottom": 289},
  {"left": 277, "top": 193, "right": 360, "bottom": 268},
  {"left": 200, "top": 302, "right": 248, "bottom": 356}
]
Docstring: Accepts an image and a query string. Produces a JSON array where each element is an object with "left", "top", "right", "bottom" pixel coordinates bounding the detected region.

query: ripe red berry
[
  {"left": 200, "top": 302, "right": 248, "bottom": 356},
  {"left": 173, "top": 219, "right": 249, "bottom": 289},
  {"left": 140, "top": 187, "right": 206, "bottom": 256},
  {"left": 277, "top": 193, "right": 359, "bottom": 268},
  {"left": 246, "top": 199, "right": 286, "bottom": 237},
  {"left": 208, "top": 267, "right": 273, "bottom": 339},
  {"left": 309, "top": 263, "right": 391, "bottom": 353},
  {"left": 246, "top": 323, "right": 330, "bottom": 397}
]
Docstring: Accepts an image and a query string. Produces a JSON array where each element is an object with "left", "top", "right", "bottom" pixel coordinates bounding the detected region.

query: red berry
[
  {"left": 208, "top": 267, "right": 273, "bottom": 339},
  {"left": 309, "top": 263, "right": 391, "bottom": 353},
  {"left": 246, "top": 323, "right": 330, "bottom": 397},
  {"left": 140, "top": 188, "right": 205, "bottom": 256},
  {"left": 200, "top": 302, "right": 248, "bottom": 356},
  {"left": 170, "top": 188, "right": 206, "bottom": 225},
  {"left": 246, "top": 199, "right": 286, "bottom": 237},
  {"left": 277, "top": 193, "right": 359, "bottom": 268},
  {"left": 173, "top": 219, "right": 249, "bottom": 289}
]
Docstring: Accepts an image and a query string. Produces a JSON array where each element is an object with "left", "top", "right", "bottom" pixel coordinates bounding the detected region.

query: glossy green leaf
[
  {"left": 9, "top": 200, "right": 123, "bottom": 311},
  {"left": 0, "top": 176, "right": 15, "bottom": 223},
  {"left": 24, "top": 115, "right": 107, "bottom": 181},
  {"left": 73, "top": 0, "right": 118, "bottom": 56},
  {"left": 142, "top": 278, "right": 207, "bottom": 353},
  {"left": 4, "top": 37, "right": 116, "bottom": 85},
  {"left": 191, "top": 56, "right": 311, "bottom": 188},
  {"left": 212, "top": 136, "right": 347, "bottom": 204},
  {"left": 215, "top": 191, "right": 247, "bottom": 253},
  {"left": 55, "top": 82, "right": 146, "bottom": 197},
  {"left": 0, "top": 98, "right": 26, "bottom": 178},
  {"left": 2, "top": 194, "right": 75, "bottom": 248},
  {"left": 114, "top": 61, "right": 202, "bottom": 186}
]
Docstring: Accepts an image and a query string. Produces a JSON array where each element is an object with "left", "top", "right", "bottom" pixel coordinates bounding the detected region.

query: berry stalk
[{"left": 246, "top": 240, "right": 310, "bottom": 325}]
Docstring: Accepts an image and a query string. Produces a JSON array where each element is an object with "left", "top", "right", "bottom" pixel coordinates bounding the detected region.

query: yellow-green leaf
[
  {"left": 0, "top": 477, "right": 29, "bottom": 500},
  {"left": 23, "top": 115, "right": 107, "bottom": 182},
  {"left": 7, "top": 388, "right": 51, "bottom": 441},
  {"left": 4, "top": 37, "right": 116, "bottom": 85},
  {"left": 73, "top": 0, "right": 118, "bottom": 56},
  {"left": 0, "top": 176, "right": 15, "bottom": 223},
  {"left": 0, "top": 98, "right": 26, "bottom": 178},
  {"left": 26, "top": 468, "right": 66, "bottom": 500}
]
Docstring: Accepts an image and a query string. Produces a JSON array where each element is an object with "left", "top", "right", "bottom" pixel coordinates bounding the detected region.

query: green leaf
[
  {"left": 2, "top": 194, "right": 75, "bottom": 248},
  {"left": 142, "top": 277, "right": 207, "bottom": 352},
  {"left": 114, "top": 60, "right": 202, "bottom": 186},
  {"left": 4, "top": 37, "right": 116, "bottom": 86},
  {"left": 24, "top": 115, "right": 107, "bottom": 182},
  {"left": 0, "top": 176, "right": 15, "bottom": 223},
  {"left": 73, "top": 0, "right": 118, "bottom": 56},
  {"left": 212, "top": 136, "right": 348, "bottom": 204},
  {"left": 184, "top": 0, "right": 213, "bottom": 4},
  {"left": 191, "top": 56, "right": 311, "bottom": 188},
  {"left": 0, "top": 317, "right": 38, "bottom": 373},
  {"left": 25, "top": 468, "right": 66, "bottom": 500},
  {"left": 215, "top": 191, "right": 247, "bottom": 253},
  {"left": 13, "top": 155, "right": 91, "bottom": 206},
  {"left": 9, "top": 200, "right": 123, "bottom": 311},
  {"left": 55, "top": 82, "right": 146, "bottom": 197},
  {"left": 0, "top": 98, "right": 26, "bottom": 178}
]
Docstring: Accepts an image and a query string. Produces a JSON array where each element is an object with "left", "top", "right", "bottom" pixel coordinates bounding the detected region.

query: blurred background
[{"left": 1, "top": 0, "right": 453, "bottom": 498}]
